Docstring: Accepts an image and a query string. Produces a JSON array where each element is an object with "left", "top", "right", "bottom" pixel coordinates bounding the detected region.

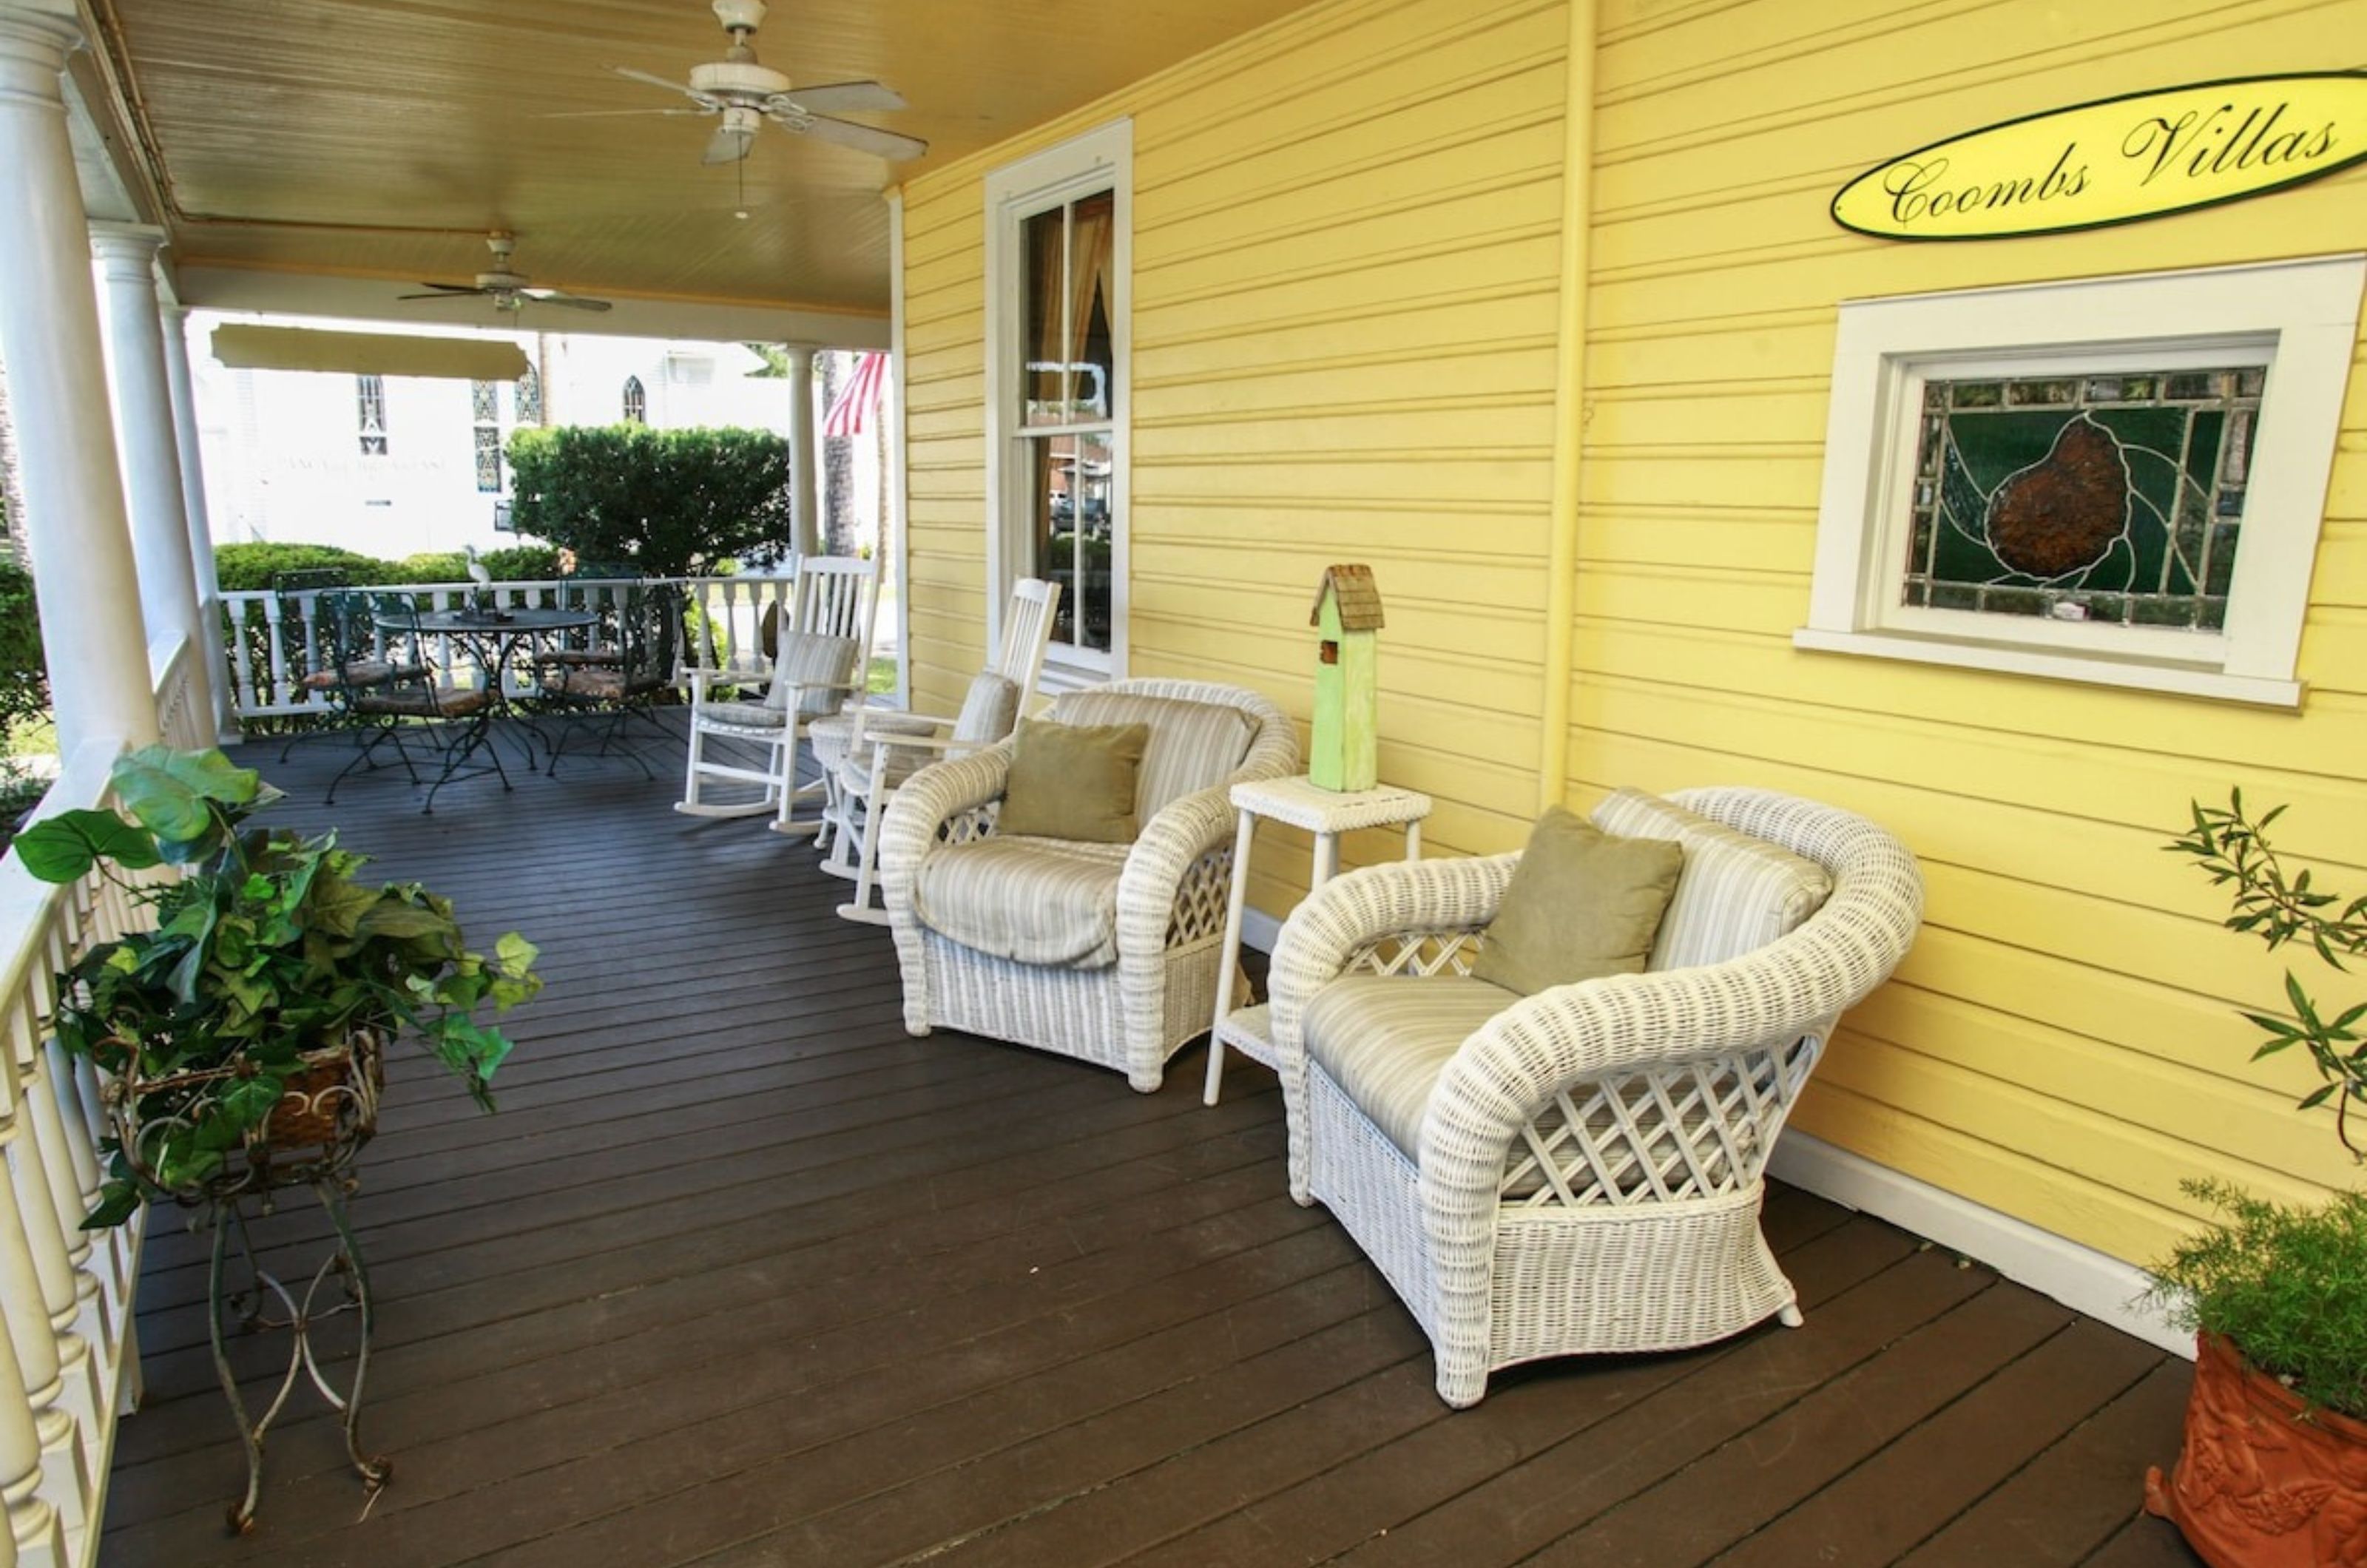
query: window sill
[{"left": 1789, "top": 627, "right": 2303, "bottom": 709}]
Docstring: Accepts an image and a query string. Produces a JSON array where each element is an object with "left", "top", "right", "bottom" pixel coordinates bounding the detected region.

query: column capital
[
  {"left": 0, "top": 7, "right": 79, "bottom": 80},
  {"left": 90, "top": 222, "right": 167, "bottom": 280}
]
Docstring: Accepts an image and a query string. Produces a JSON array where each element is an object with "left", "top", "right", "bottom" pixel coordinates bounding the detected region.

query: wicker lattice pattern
[
  {"left": 879, "top": 680, "right": 1299, "bottom": 1092},
  {"left": 1166, "top": 847, "right": 1236, "bottom": 949},
  {"left": 1267, "top": 787, "right": 1924, "bottom": 1405}
]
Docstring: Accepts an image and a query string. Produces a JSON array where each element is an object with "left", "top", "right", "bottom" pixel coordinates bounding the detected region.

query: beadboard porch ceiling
[{"left": 82, "top": 0, "right": 1315, "bottom": 329}]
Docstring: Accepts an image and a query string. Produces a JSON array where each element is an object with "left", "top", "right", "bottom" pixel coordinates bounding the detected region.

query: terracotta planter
[{"left": 2144, "top": 1333, "right": 2367, "bottom": 1567}]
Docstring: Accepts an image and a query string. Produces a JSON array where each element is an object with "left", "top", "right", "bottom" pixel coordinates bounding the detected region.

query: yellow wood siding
[
  {"left": 899, "top": 0, "right": 2367, "bottom": 1270},
  {"left": 900, "top": 0, "right": 1570, "bottom": 918},
  {"left": 1578, "top": 0, "right": 2367, "bottom": 1265}
]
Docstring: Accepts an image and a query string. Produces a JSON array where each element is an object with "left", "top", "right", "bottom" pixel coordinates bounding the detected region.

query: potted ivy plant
[
  {"left": 16, "top": 746, "right": 539, "bottom": 1223},
  {"left": 2144, "top": 791, "right": 2367, "bottom": 1567}
]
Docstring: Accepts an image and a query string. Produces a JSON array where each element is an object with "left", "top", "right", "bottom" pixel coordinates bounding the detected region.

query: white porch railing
[
  {"left": 0, "top": 635, "right": 200, "bottom": 1567},
  {"left": 217, "top": 574, "right": 800, "bottom": 721}
]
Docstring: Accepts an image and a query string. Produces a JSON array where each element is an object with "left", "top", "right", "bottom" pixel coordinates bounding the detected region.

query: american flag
[{"left": 820, "top": 351, "right": 888, "bottom": 439}]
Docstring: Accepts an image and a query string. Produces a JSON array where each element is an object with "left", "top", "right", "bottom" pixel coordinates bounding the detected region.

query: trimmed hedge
[{"left": 215, "top": 542, "right": 564, "bottom": 592}]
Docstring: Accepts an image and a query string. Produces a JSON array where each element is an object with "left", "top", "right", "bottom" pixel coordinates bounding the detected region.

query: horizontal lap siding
[
  {"left": 901, "top": 0, "right": 1568, "bottom": 918},
  {"left": 1578, "top": 0, "right": 2367, "bottom": 1264}
]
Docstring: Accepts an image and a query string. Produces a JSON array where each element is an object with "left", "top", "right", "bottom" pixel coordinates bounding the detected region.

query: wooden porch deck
[{"left": 99, "top": 721, "right": 2204, "bottom": 1567}]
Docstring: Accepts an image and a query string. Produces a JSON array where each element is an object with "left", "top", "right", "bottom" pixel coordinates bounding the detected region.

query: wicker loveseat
[
  {"left": 878, "top": 679, "right": 1298, "bottom": 1091},
  {"left": 1268, "top": 786, "right": 1923, "bottom": 1406}
]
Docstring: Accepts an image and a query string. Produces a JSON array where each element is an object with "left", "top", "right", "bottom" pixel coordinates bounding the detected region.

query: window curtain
[{"left": 1065, "top": 194, "right": 1113, "bottom": 379}]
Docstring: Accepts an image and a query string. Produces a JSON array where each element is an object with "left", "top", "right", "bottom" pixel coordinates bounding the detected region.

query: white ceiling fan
[
  {"left": 600, "top": 0, "right": 928, "bottom": 166},
  {"left": 398, "top": 233, "right": 614, "bottom": 313}
]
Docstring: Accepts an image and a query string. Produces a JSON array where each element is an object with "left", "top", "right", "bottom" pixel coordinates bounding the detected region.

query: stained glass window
[
  {"left": 473, "top": 428, "right": 502, "bottom": 493},
  {"left": 469, "top": 379, "right": 499, "bottom": 423},
  {"left": 622, "top": 376, "right": 646, "bottom": 425},
  {"left": 356, "top": 374, "right": 388, "bottom": 456},
  {"left": 1902, "top": 366, "right": 2263, "bottom": 632},
  {"left": 515, "top": 366, "right": 542, "bottom": 426}
]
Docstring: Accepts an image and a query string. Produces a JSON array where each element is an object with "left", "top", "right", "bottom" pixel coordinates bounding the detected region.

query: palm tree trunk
[{"left": 822, "top": 351, "right": 857, "bottom": 556}]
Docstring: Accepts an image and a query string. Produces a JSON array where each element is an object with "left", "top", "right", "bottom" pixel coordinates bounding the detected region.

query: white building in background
[{"left": 182, "top": 313, "right": 878, "bottom": 559}]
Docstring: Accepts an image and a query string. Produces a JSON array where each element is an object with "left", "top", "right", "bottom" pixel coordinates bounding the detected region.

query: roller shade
[{"left": 209, "top": 325, "right": 530, "bottom": 381}]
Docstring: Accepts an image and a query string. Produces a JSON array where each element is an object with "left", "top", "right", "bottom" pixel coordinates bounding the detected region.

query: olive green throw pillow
[
  {"left": 996, "top": 719, "right": 1152, "bottom": 844},
  {"left": 1472, "top": 806, "right": 1685, "bottom": 995}
]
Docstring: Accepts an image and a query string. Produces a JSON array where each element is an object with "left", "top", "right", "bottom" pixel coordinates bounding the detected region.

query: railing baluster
[
  {"left": 258, "top": 595, "right": 290, "bottom": 712},
  {"left": 0, "top": 1290, "right": 67, "bottom": 1567},
  {"left": 223, "top": 600, "right": 258, "bottom": 717},
  {"left": 11, "top": 981, "right": 105, "bottom": 1480}
]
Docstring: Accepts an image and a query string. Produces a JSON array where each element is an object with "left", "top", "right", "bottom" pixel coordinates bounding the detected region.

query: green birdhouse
[{"left": 1309, "top": 564, "right": 1382, "bottom": 792}]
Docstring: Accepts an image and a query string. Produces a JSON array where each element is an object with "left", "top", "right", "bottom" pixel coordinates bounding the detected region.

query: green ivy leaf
[
  {"left": 111, "top": 746, "right": 260, "bottom": 849},
  {"left": 13, "top": 808, "right": 163, "bottom": 884},
  {"left": 82, "top": 1183, "right": 143, "bottom": 1231},
  {"left": 215, "top": 1073, "right": 283, "bottom": 1135}
]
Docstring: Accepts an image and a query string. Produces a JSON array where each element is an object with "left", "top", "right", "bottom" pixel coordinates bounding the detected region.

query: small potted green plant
[
  {"left": 2144, "top": 791, "right": 2367, "bottom": 1567},
  {"left": 17, "top": 746, "right": 539, "bottom": 1222}
]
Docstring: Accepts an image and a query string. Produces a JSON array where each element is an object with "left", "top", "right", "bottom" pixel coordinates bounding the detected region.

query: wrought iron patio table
[{"left": 385, "top": 606, "right": 601, "bottom": 766}]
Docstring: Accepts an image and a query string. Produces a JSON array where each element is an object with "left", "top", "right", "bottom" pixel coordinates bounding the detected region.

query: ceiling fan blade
[
  {"left": 775, "top": 80, "right": 905, "bottom": 114},
  {"left": 527, "top": 293, "right": 615, "bottom": 312},
  {"left": 396, "top": 290, "right": 487, "bottom": 301},
  {"left": 702, "top": 124, "right": 756, "bottom": 165},
  {"left": 408, "top": 280, "right": 484, "bottom": 293},
  {"left": 541, "top": 107, "right": 707, "bottom": 119},
  {"left": 610, "top": 66, "right": 709, "bottom": 102},
  {"left": 790, "top": 112, "right": 928, "bottom": 161}
]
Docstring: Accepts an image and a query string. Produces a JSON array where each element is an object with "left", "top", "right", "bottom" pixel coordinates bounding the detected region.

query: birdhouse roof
[{"left": 1310, "top": 564, "right": 1385, "bottom": 631}]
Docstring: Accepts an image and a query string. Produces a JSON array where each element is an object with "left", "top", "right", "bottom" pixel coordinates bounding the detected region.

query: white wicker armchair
[
  {"left": 878, "top": 679, "right": 1298, "bottom": 1092},
  {"left": 1268, "top": 787, "right": 1923, "bottom": 1406}
]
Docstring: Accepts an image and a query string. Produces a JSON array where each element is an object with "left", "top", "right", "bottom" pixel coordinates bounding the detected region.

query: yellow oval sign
[{"left": 1832, "top": 73, "right": 2367, "bottom": 240}]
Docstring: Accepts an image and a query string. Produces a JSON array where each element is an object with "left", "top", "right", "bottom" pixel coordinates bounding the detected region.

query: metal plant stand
[
  {"left": 203, "top": 1177, "right": 389, "bottom": 1535},
  {"left": 112, "top": 1031, "right": 391, "bottom": 1534}
]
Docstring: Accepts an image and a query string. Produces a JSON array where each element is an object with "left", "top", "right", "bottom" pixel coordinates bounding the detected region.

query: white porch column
[
  {"left": 786, "top": 345, "right": 818, "bottom": 557},
  {"left": 90, "top": 226, "right": 217, "bottom": 737},
  {"left": 0, "top": 13, "right": 158, "bottom": 754},
  {"left": 158, "top": 303, "right": 234, "bottom": 741}
]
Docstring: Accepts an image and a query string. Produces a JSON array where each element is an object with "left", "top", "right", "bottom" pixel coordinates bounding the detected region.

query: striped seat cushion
[
  {"left": 836, "top": 672, "right": 1016, "bottom": 795},
  {"left": 702, "top": 701, "right": 788, "bottom": 730},
  {"left": 1302, "top": 975, "right": 1521, "bottom": 1164},
  {"left": 914, "top": 835, "right": 1133, "bottom": 968},
  {"left": 1050, "top": 692, "right": 1254, "bottom": 822},
  {"left": 765, "top": 630, "right": 862, "bottom": 720},
  {"left": 1589, "top": 788, "right": 1833, "bottom": 970}
]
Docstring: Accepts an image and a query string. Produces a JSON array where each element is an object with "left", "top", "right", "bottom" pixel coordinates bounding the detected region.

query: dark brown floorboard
[{"left": 97, "top": 725, "right": 2201, "bottom": 1567}]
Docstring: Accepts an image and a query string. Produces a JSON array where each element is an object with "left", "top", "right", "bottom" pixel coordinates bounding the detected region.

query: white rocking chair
[
  {"left": 820, "top": 578, "right": 1061, "bottom": 925},
  {"left": 674, "top": 555, "right": 879, "bottom": 836}
]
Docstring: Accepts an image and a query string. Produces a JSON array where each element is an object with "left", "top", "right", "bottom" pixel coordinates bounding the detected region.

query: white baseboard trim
[
  {"left": 1241, "top": 907, "right": 1282, "bottom": 955},
  {"left": 1769, "top": 1132, "right": 2190, "bottom": 1358}
]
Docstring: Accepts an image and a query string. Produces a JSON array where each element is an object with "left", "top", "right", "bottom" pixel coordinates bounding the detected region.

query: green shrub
[
  {"left": 0, "top": 555, "right": 49, "bottom": 739},
  {"left": 2152, "top": 1180, "right": 2367, "bottom": 1418},
  {"left": 2155, "top": 794, "right": 2367, "bottom": 1419},
  {"left": 482, "top": 544, "right": 564, "bottom": 581},
  {"left": 211, "top": 543, "right": 396, "bottom": 593},
  {"left": 507, "top": 425, "right": 791, "bottom": 578}
]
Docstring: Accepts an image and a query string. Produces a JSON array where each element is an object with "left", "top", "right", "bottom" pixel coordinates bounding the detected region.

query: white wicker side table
[{"left": 1204, "top": 774, "right": 1434, "bottom": 1105}]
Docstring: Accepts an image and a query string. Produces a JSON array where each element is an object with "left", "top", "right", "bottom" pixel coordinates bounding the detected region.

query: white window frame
[
  {"left": 984, "top": 119, "right": 1131, "bottom": 687},
  {"left": 1796, "top": 255, "right": 2366, "bottom": 707}
]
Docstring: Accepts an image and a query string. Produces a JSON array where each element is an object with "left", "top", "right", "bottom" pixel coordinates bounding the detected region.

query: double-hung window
[{"left": 985, "top": 121, "right": 1130, "bottom": 681}]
